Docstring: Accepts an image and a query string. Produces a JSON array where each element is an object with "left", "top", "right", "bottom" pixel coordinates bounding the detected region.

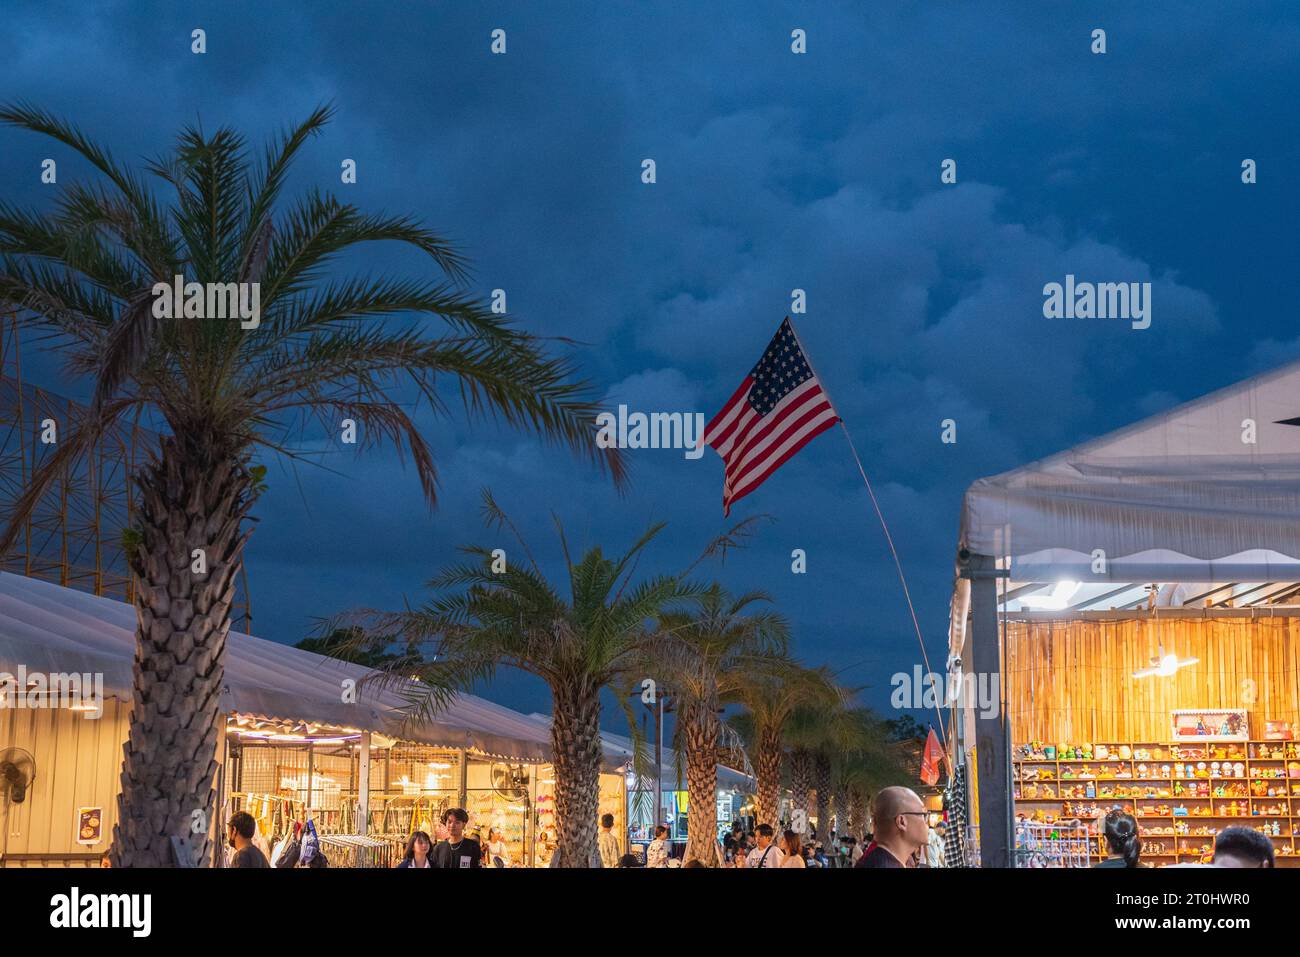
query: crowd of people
[
  {"left": 215, "top": 784, "right": 947, "bottom": 869},
  {"left": 627, "top": 785, "right": 944, "bottom": 868},
  {"left": 219, "top": 783, "right": 1279, "bottom": 869}
]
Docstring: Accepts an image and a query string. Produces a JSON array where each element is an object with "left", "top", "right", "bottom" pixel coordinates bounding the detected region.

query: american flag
[{"left": 703, "top": 317, "right": 839, "bottom": 515}]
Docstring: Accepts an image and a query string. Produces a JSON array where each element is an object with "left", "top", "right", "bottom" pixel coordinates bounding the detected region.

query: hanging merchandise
[
  {"left": 943, "top": 763, "right": 969, "bottom": 868},
  {"left": 274, "top": 821, "right": 303, "bottom": 868},
  {"left": 300, "top": 819, "right": 321, "bottom": 866},
  {"left": 318, "top": 834, "right": 395, "bottom": 868}
]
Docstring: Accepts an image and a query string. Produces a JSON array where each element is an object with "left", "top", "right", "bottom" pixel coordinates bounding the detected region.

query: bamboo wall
[{"left": 1006, "top": 617, "right": 1300, "bottom": 745}]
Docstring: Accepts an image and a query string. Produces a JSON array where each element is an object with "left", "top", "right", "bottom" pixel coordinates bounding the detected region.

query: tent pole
[
  {"left": 964, "top": 551, "right": 1012, "bottom": 867},
  {"left": 358, "top": 732, "right": 371, "bottom": 836}
]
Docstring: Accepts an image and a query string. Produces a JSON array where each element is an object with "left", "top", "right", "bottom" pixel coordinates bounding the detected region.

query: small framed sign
[
  {"left": 1171, "top": 708, "right": 1249, "bottom": 741},
  {"left": 76, "top": 806, "right": 103, "bottom": 845}
]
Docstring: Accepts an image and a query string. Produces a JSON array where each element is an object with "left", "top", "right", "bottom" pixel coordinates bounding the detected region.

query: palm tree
[
  {"left": 725, "top": 663, "right": 841, "bottom": 827},
  {"left": 788, "top": 744, "right": 814, "bottom": 833},
  {"left": 0, "top": 105, "right": 621, "bottom": 866},
  {"left": 785, "top": 700, "right": 864, "bottom": 838},
  {"left": 361, "top": 491, "right": 695, "bottom": 867},
  {"left": 829, "top": 710, "right": 916, "bottom": 838},
  {"left": 652, "top": 585, "right": 789, "bottom": 865},
  {"left": 834, "top": 758, "right": 872, "bottom": 837}
]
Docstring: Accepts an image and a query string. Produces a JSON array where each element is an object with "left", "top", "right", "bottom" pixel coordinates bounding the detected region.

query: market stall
[
  {"left": 948, "top": 358, "right": 1300, "bottom": 867},
  {"left": 0, "top": 570, "right": 757, "bottom": 868},
  {"left": 0, "top": 572, "right": 554, "bottom": 867}
]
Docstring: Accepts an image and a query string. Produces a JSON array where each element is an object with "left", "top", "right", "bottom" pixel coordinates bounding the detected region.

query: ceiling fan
[{"left": 1132, "top": 644, "right": 1199, "bottom": 678}]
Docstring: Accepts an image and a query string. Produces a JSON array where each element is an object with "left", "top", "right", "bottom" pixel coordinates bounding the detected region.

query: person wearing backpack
[{"left": 743, "top": 824, "right": 785, "bottom": 868}]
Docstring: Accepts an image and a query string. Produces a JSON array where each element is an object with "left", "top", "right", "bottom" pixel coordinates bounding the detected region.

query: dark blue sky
[{"left": 4, "top": 2, "right": 1300, "bottom": 727}]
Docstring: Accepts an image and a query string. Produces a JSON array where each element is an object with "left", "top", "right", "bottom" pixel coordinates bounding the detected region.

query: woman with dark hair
[
  {"left": 1094, "top": 810, "right": 1141, "bottom": 868},
  {"left": 397, "top": 830, "right": 434, "bottom": 868}
]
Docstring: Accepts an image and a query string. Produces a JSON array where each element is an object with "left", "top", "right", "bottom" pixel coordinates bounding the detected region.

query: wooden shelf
[{"left": 1015, "top": 738, "right": 1300, "bottom": 867}]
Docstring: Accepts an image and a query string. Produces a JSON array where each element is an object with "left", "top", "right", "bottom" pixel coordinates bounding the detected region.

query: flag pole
[{"left": 784, "top": 317, "right": 950, "bottom": 757}]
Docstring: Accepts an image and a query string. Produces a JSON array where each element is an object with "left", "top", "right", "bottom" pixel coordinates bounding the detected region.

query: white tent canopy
[
  {"left": 0, "top": 572, "right": 555, "bottom": 760},
  {"left": 952, "top": 357, "right": 1300, "bottom": 657},
  {"left": 960, "top": 356, "right": 1300, "bottom": 582}
]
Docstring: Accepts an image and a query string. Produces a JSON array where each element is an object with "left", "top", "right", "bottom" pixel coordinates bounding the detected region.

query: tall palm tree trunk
[
  {"left": 848, "top": 784, "right": 869, "bottom": 837},
  {"left": 833, "top": 784, "right": 848, "bottom": 838},
  {"left": 813, "top": 752, "right": 831, "bottom": 841},
  {"left": 550, "top": 678, "right": 603, "bottom": 867},
  {"left": 683, "top": 700, "right": 720, "bottom": 865},
  {"left": 790, "top": 747, "right": 812, "bottom": 833},
  {"left": 756, "top": 725, "right": 783, "bottom": 827},
  {"left": 113, "top": 431, "right": 251, "bottom": 867}
]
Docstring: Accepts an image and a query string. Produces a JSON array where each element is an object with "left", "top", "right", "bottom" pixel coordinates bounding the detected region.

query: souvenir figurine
[
  {"left": 1119, "top": 745, "right": 1132, "bottom": 760},
  {"left": 1095, "top": 744, "right": 1109, "bottom": 761}
]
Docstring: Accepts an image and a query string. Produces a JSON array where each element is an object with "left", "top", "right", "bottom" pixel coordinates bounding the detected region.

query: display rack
[
  {"left": 1013, "top": 739, "right": 1300, "bottom": 867},
  {"left": 1015, "top": 820, "right": 1092, "bottom": 868}
]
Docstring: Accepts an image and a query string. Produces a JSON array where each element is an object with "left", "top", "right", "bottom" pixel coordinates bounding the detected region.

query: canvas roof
[
  {"left": 0, "top": 572, "right": 556, "bottom": 761},
  {"left": 951, "top": 357, "right": 1300, "bottom": 655}
]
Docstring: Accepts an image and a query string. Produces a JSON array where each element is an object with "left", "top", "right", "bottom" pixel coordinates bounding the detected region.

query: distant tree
[
  {"left": 295, "top": 626, "right": 407, "bottom": 668},
  {"left": 883, "top": 714, "right": 927, "bottom": 743}
]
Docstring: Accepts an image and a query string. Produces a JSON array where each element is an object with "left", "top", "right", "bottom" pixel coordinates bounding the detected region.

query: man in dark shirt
[
  {"left": 227, "top": 811, "right": 270, "bottom": 868},
  {"left": 430, "top": 807, "right": 481, "bottom": 869},
  {"left": 855, "top": 787, "right": 928, "bottom": 869}
]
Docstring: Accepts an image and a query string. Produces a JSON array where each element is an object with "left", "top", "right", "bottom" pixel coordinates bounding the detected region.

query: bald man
[{"left": 854, "top": 787, "right": 928, "bottom": 868}]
